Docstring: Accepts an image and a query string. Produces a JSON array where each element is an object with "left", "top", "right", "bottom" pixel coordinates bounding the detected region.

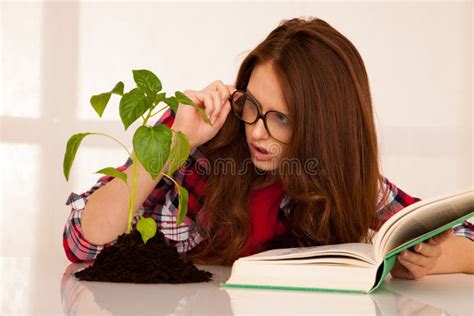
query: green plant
[{"left": 63, "top": 69, "right": 212, "bottom": 244}]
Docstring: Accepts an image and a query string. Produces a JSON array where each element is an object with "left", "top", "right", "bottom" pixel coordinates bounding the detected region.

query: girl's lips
[{"left": 250, "top": 144, "right": 273, "bottom": 160}]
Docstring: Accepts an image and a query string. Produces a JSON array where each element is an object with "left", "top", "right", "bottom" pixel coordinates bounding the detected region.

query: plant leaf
[
  {"left": 95, "top": 167, "right": 127, "bottom": 184},
  {"left": 111, "top": 81, "right": 124, "bottom": 96},
  {"left": 119, "top": 87, "right": 149, "bottom": 130},
  {"left": 132, "top": 69, "right": 162, "bottom": 94},
  {"left": 176, "top": 183, "right": 189, "bottom": 226},
  {"left": 136, "top": 215, "right": 157, "bottom": 244},
  {"left": 132, "top": 125, "right": 172, "bottom": 180},
  {"left": 164, "top": 96, "right": 179, "bottom": 113},
  {"left": 166, "top": 130, "right": 191, "bottom": 177},
  {"left": 174, "top": 91, "right": 196, "bottom": 105},
  {"left": 153, "top": 92, "right": 166, "bottom": 106},
  {"left": 90, "top": 93, "right": 111, "bottom": 117},
  {"left": 174, "top": 91, "right": 212, "bottom": 125},
  {"left": 63, "top": 133, "right": 92, "bottom": 181},
  {"left": 90, "top": 82, "right": 124, "bottom": 117},
  {"left": 196, "top": 105, "right": 213, "bottom": 126}
]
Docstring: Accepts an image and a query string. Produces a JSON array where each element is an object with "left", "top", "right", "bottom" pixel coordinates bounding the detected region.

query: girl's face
[{"left": 244, "top": 62, "right": 291, "bottom": 171}]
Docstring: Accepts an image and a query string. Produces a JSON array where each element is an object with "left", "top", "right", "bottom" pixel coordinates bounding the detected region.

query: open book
[{"left": 220, "top": 187, "right": 474, "bottom": 294}]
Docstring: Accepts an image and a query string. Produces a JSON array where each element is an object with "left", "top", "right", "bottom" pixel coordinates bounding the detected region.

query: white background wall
[{"left": 1, "top": 0, "right": 472, "bottom": 259}]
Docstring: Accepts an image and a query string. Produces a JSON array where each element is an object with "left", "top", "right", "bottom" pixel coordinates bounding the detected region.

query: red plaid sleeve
[
  {"left": 374, "top": 176, "right": 421, "bottom": 227},
  {"left": 374, "top": 176, "right": 473, "bottom": 241},
  {"left": 63, "top": 108, "right": 177, "bottom": 263},
  {"left": 152, "top": 146, "right": 210, "bottom": 255}
]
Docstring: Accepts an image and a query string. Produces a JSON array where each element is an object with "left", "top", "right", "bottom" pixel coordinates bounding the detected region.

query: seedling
[{"left": 63, "top": 69, "right": 212, "bottom": 244}]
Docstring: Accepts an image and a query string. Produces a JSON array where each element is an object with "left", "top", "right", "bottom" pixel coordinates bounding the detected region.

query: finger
[
  {"left": 215, "top": 82, "right": 234, "bottom": 122},
  {"left": 213, "top": 81, "right": 232, "bottom": 111},
  {"left": 189, "top": 90, "right": 215, "bottom": 120},
  {"left": 217, "top": 81, "right": 230, "bottom": 96},
  {"left": 390, "top": 261, "right": 414, "bottom": 279},
  {"left": 413, "top": 242, "right": 441, "bottom": 259},
  {"left": 203, "top": 80, "right": 229, "bottom": 96},
  {"left": 429, "top": 228, "right": 453, "bottom": 245},
  {"left": 200, "top": 82, "right": 221, "bottom": 121},
  {"left": 213, "top": 80, "right": 233, "bottom": 99},
  {"left": 400, "top": 249, "right": 436, "bottom": 269},
  {"left": 203, "top": 80, "right": 219, "bottom": 92},
  {"left": 209, "top": 91, "right": 222, "bottom": 124},
  {"left": 225, "top": 84, "right": 237, "bottom": 95},
  {"left": 397, "top": 254, "right": 429, "bottom": 279},
  {"left": 435, "top": 228, "right": 453, "bottom": 241},
  {"left": 203, "top": 93, "right": 216, "bottom": 121},
  {"left": 215, "top": 98, "right": 232, "bottom": 125}
]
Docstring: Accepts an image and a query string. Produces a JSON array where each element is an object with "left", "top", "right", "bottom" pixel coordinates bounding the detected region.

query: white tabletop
[{"left": 2, "top": 255, "right": 473, "bottom": 315}]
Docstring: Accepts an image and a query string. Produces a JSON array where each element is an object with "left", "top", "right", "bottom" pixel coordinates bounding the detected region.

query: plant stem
[
  {"left": 149, "top": 105, "right": 168, "bottom": 118},
  {"left": 126, "top": 151, "right": 139, "bottom": 233},
  {"left": 162, "top": 172, "right": 178, "bottom": 186},
  {"left": 143, "top": 104, "right": 169, "bottom": 126},
  {"left": 142, "top": 106, "right": 154, "bottom": 126},
  {"left": 92, "top": 133, "right": 132, "bottom": 157}
]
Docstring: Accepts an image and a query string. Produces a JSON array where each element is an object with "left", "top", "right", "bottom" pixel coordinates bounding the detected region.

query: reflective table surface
[{"left": 2, "top": 255, "right": 473, "bottom": 315}]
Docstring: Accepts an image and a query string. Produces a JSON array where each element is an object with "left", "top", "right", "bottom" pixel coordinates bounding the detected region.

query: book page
[
  {"left": 250, "top": 256, "right": 374, "bottom": 268},
  {"left": 374, "top": 188, "right": 474, "bottom": 260},
  {"left": 239, "top": 242, "right": 376, "bottom": 264}
]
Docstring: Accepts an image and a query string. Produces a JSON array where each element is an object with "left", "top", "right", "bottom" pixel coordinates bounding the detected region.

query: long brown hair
[{"left": 186, "top": 16, "right": 385, "bottom": 266}]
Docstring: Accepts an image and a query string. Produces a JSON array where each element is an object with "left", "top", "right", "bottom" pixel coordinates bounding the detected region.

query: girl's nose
[{"left": 251, "top": 117, "right": 269, "bottom": 139}]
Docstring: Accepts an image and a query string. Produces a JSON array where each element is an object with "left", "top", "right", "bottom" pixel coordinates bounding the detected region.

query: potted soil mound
[{"left": 73, "top": 229, "right": 213, "bottom": 284}]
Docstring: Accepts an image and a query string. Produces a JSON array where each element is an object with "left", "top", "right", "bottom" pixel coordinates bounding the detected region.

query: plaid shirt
[{"left": 63, "top": 108, "right": 474, "bottom": 263}]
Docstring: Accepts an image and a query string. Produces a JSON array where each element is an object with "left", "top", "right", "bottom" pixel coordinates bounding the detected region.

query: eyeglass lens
[{"left": 231, "top": 91, "right": 291, "bottom": 143}]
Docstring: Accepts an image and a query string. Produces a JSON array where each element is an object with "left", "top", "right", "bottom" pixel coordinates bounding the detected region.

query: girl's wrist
[{"left": 171, "top": 123, "right": 197, "bottom": 150}]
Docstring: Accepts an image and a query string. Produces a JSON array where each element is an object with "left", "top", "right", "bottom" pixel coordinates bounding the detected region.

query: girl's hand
[
  {"left": 390, "top": 228, "right": 453, "bottom": 280},
  {"left": 171, "top": 80, "right": 236, "bottom": 149}
]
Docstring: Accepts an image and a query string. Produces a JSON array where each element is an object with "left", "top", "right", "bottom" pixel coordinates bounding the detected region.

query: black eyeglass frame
[{"left": 228, "top": 89, "right": 292, "bottom": 144}]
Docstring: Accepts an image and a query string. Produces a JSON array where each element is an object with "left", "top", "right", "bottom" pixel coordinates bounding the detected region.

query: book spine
[{"left": 368, "top": 255, "right": 397, "bottom": 293}]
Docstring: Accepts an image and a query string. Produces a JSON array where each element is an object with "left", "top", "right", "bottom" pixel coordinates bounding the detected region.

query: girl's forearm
[
  {"left": 429, "top": 235, "right": 474, "bottom": 275},
  {"left": 81, "top": 157, "right": 169, "bottom": 245}
]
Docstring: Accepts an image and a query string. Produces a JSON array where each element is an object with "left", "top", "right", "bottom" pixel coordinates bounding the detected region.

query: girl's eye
[{"left": 276, "top": 113, "right": 289, "bottom": 124}]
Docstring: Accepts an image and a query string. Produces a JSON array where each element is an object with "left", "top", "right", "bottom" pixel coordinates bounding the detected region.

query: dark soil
[{"left": 73, "top": 229, "right": 213, "bottom": 284}]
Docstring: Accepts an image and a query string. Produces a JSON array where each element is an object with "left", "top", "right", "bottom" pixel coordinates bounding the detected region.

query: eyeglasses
[{"left": 228, "top": 89, "right": 292, "bottom": 144}]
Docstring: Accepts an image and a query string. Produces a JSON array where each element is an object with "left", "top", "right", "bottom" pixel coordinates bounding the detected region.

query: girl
[{"left": 64, "top": 17, "right": 473, "bottom": 280}]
